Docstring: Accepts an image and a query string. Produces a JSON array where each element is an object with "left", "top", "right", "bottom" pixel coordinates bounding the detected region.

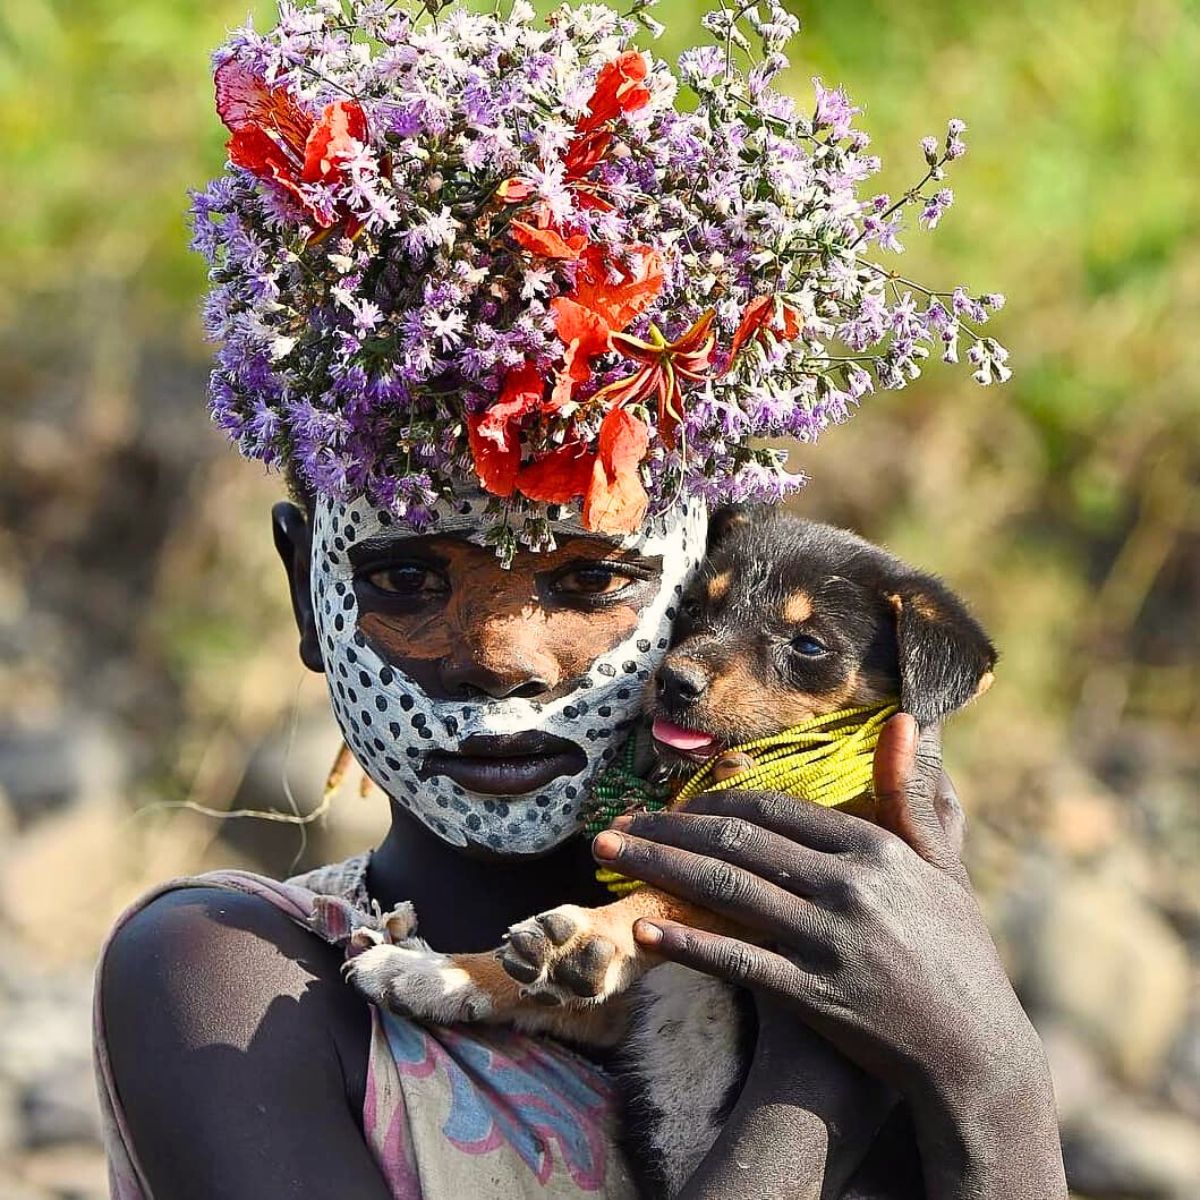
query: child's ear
[{"left": 886, "top": 576, "right": 996, "bottom": 727}]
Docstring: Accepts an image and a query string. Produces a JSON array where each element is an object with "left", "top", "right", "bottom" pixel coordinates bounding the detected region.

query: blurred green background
[{"left": 1, "top": 2, "right": 1197, "bottom": 1196}]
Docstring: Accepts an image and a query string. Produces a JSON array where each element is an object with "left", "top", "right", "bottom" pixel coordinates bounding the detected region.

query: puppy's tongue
[{"left": 651, "top": 718, "right": 715, "bottom": 753}]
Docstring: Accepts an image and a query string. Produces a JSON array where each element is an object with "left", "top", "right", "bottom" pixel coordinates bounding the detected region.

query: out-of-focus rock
[
  {"left": 0, "top": 781, "right": 15, "bottom": 842},
  {"left": 0, "top": 718, "right": 124, "bottom": 827},
  {"left": 1061, "top": 1097, "right": 1200, "bottom": 1199},
  {"left": 1038, "top": 1020, "right": 1112, "bottom": 1120},
  {"left": 1042, "top": 785, "right": 1123, "bottom": 862},
  {"left": 11, "top": 1143, "right": 108, "bottom": 1199},
  {"left": 0, "top": 795, "right": 202, "bottom": 964},
  {"left": 1020, "top": 869, "right": 1190, "bottom": 1088},
  {"left": 0, "top": 1075, "right": 20, "bottom": 1158},
  {"left": 1165, "top": 1009, "right": 1200, "bottom": 1121},
  {"left": 20, "top": 1062, "right": 102, "bottom": 1149}
]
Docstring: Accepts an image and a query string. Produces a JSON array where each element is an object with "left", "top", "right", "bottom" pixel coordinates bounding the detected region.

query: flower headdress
[{"left": 193, "top": 0, "right": 1009, "bottom": 559}]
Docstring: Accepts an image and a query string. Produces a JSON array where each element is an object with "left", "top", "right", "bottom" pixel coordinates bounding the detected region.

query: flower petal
[
  {"left": 552, "top": 297, "right": 611, "bottom": 362},
  {"left": 303, "top": 100, "right": 368, "bottom": 184},
  {"left": 515, "top": 442, "right": 595, "bottom": 503},
  {"left": 215, "top": 58, "right": 312, "bottom": 156},
  {"left": 467, "top": 414, "right": 519, "bottom": 496},
  {"left": 582, "top": 409, "right": 650, "bottom": 534},
  {"left": 574, "top": 246, "right": 664, "bottom": 332},
  {"left": 496, "top": 177, "right": 535, "bottom": 203},
  {"left": 729, "top": 295, "right": 773, "bottom": 361},
  {"left": 511, "top": 221, "right": 588, "bottom": 260},
  {"left": 599, "top": 406, "right": 650, "bottom": 477},
  {"left": 578, "top": 51, "right": 651, "bottom": 135}
]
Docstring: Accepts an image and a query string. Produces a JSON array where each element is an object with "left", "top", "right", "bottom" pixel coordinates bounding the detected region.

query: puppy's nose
[{"left": 656, "top": 660, "right": 709, "bottom": 709}]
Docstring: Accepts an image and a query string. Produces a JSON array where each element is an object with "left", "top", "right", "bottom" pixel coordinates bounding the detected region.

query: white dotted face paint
[{"left": 310, "top": 493, "right": 708, "bottom": 856}]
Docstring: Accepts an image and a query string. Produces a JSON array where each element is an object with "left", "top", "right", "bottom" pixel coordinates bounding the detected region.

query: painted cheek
[
  {"left": 357, "top": 609, "right": 454, "bottom": 661},
  {"left": 541, "top": 604, "right": 642, "bottom": 676}
]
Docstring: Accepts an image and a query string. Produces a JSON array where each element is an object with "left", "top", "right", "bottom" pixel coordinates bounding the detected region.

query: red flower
[
  {"left": 549, "top": 298, "right": 612, "bottom": 408},
  {"left": 595, "top": 311, "right": 718, "bottom": 447},
  {"left": 215, "top": 59, "right": 368, "bottom": 238},
  {"left": 562, "top": 130, "right": 613, "bottom": 181},
  {"left": 582, "top": 408, "right": 651, "bottom": 534},
  {"left": 510, "top": 220, "right": 589, "bottom": 261},
  {"left": 466, "top": 362, "right": 546, "bottom": 496},
  {"left": 728, "top": 294, "right": 803, "bottom": 363},
  {"left": 514, "top": 442, "right": 596, "bottom": 504},
  {"left": 500, "top": 53, "right": 649, "bottom": 225},
  {"left": 572, "top": 246, "right": 665, "bottom": 332},
  {"left": 576, "top": 51, "right": 651, "bottom": 136},
  {"left": 547, "top": 247, "right": 666, "bottom": 409},
  {"left": 513, "top": 410, "right": 651, "bottom": 534}
]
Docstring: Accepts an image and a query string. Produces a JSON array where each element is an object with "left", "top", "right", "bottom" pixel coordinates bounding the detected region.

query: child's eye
[
  {"left": 364, "top": 564, "right": 448, "bottom": 597},
  {"left": 790, "top": 634, "right": 827, "bottom": 657},
  {"left": 553, "top": 565, "right": 635, "bottom": 596}
]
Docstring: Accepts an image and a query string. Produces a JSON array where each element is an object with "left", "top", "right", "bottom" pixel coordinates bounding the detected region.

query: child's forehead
[
  {"left": 343, "top": 531, "right": 663, "bottom": 572},
  {"left": 312, "top": 494, "right": 709, "bottom": 560}
]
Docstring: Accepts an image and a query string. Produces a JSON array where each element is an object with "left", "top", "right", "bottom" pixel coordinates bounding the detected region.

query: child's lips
[{"left": 651, "top": 717, "right": 716, "bottom": 754}]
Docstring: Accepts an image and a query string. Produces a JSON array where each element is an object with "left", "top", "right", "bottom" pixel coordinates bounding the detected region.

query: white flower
[{"left": 425, "top": 310, "right": 467, "bottom": 349}]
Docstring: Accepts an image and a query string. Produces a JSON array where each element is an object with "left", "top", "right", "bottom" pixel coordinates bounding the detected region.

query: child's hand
[{"left": 598, "top": 714, "right": 1066, "bottom": 1199}]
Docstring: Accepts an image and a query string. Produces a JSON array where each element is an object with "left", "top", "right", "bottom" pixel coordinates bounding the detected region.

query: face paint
[{"left": 311, "top": 492, "right": 708, "bottom": 855}]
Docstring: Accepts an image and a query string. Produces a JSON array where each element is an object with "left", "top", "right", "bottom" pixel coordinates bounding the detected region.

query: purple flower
[
  {"left": 812, "top": 77, "right": 861, "bottom": 140},
  {"left": 862, "top": 214, "right": 904, "bottom": 253},
  {"left": 919, "top": 188, "right": 954, "bottom": 229}
]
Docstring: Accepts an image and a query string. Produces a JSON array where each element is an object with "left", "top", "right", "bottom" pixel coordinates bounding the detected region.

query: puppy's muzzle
[{"left": 655, "top": 659, "right": 710, "bottom": 714}]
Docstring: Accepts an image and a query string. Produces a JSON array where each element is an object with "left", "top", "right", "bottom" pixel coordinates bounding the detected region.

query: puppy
[{"left": 346, "top": 509, "right": 996, "bottom": 1191}]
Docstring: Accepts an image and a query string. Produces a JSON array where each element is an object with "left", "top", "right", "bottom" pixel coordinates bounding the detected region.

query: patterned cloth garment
[{"left": 92, "top": 856, "right": 638, "bottom": 1200}]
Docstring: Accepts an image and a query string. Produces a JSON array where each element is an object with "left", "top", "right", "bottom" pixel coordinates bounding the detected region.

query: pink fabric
[{"left": 92, "top": 868, "right": 636, "bottom": 1199}]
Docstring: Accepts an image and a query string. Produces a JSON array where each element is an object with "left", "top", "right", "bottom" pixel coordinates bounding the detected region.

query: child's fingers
[{"left": 872, "top": 715, "right": 967, "bottom": 884}]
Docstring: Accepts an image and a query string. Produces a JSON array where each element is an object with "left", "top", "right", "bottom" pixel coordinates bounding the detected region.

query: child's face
[{"left": 301, "top": 493, "right": 707, "bottom": 856}]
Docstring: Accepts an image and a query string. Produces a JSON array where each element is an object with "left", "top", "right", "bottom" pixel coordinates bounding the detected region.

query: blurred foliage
[{"left": 1, "top": 0, "right": 1196, "bottom": 827}]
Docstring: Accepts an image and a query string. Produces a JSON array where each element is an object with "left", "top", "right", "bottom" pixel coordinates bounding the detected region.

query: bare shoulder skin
[{"left": 100, "top": 886, "right": 392, "bottom": 1199}]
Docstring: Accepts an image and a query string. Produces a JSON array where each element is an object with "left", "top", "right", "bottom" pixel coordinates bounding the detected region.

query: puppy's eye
[
  {"left": 364, "top": 564, "right": 448, "bottom": 598},
  {"left": 790, "top": 634, "right": 827, "bottom": 657},
  {"left": 679, "top": 597, "right": 704, "bottom": 620}
]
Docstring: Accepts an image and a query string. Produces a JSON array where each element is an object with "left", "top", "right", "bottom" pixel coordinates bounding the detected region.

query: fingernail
[
  {"left": 610, "top": 815, "right": 633, "bottom": 831},
  {"left": 634, "top": 920, "right": 663, "bottom": 947},
  {"left": 593, "top": 831, "right": 623, "bottom": 860}
]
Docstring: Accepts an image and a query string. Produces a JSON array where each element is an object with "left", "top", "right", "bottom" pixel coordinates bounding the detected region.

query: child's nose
[{"left": 439, "top": 617, "right": 561, "bottom": 701}]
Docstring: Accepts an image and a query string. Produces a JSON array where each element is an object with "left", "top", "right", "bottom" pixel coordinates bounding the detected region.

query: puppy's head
[{"left": 649, "top": 508, "right": 996, "bottom": 767}]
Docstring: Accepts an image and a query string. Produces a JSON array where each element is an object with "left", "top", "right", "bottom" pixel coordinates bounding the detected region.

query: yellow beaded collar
[{"left": 596, "top": 703, "right": 899, "bottom": 896}]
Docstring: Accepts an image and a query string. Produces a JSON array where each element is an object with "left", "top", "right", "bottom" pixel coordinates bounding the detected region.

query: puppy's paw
[
  {"left": 344, "top": 943, "right": 494, "bottom": 1024},
  {"left": 498, "top": 905, "right": 633, "bottom": 1007}
]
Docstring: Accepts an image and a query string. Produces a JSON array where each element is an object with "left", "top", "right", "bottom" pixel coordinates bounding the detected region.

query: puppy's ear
[
  {"left": 887, "top": 576, "right": 996, "bottom": 727},
  {"left": 706, "top": 505, "right": 753, "bottom": 552}
]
